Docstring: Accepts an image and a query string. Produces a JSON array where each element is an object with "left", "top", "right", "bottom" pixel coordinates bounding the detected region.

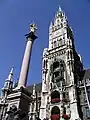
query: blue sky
[{"left": 0, "top": 0, "right": 90, "bottom": 88}]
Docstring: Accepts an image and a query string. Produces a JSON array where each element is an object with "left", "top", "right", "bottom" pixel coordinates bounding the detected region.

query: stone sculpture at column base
[{"left": 7, "top": 87, "right": 32, "bottom": 120}]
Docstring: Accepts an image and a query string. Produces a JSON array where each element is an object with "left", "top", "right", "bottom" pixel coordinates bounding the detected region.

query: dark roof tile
[
  {"left": 81, "top": 69, "right": 90, "bottom": 80},
  {"left": 27, "top": 83, "right": 42, "bottom": 93}
]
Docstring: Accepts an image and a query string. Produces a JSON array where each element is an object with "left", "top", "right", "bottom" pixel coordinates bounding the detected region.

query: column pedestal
[{"left": 7, "top": 87, "right": 32, "bottom": 120}]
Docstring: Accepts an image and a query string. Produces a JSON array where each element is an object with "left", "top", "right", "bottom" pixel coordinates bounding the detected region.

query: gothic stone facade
[{"left": 0, "top": 7, "right": 90, "bottom": 120}]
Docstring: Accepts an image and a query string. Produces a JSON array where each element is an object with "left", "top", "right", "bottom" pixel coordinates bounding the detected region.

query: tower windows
[
  {"left": 51, "top": 106, "right": 60, "bottom": 114},
  {"left": 59, "top": 38, "right": 62, "bottom": 46},
  {"left": 51, "top": 106, "right": 60, "bottom": 120},
  {"left": 61, "top": 23, "right": 63, "bottom": 28},
  {"left": 53, "top": 71, "right": 59, "bottom": 78},
  {"left": 86, "top": 107, "right": 90, "bottom": 118},
  {"left": 63, "top": 35, "right": 65, "bottom": 40},
  {"left": 50, "top": 83, "right": 52, "bottom": 89},
  {"left": 60, "top": 38, "right": 62, "bottom": 41},
  {"left": 43, "top": 59, "right": 48, "bottom": 69},
  {"left": 54, "top": 41, "right": 57, "bottom": 48},
  {"left": 61, "top": 19, "right": 63, "bottom": 22},
  {"left": 51, "top": 91, "right": 60, "bottom": 103},
  {"left": 43, "top": 60, "right": 45, "bottom": 68},
  {"left": 67, "top": 51, "right": 69, "bottom": 59},
  {"left": 57, "top": 19, "right": 59, "bottom": 24},
  {"left": 63, "top": 107, "right": 66, "bottom": 114},
  {"left": 67, "top": 50, "right": 73, "bottom": 60},
  {"left": 70, "top": 50, "right": 73, "bottom": 59},
  {"left": 53, "top": 61, "right": 59, "bottom": 70}
]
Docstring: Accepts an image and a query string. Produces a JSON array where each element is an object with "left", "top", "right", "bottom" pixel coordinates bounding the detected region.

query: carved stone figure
[{"left": 30, "top": 23, "right": 37, "bottom": 33}]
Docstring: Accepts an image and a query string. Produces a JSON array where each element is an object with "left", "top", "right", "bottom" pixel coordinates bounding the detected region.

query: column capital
[
  {"left": 25, "top": 32, "right": 37, "bottom": 41},
  {"left": 25, "top": 23, "right": 37, "bottom": 41}
]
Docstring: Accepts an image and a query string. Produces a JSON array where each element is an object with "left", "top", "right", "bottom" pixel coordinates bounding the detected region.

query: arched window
[
  {"left": 43, "top": 60, "right": 45, "bottom": 68},
  {"left": 67, "top": 51, "right": 69, "bottom": 59},
  {"left": 51, "top": 106, "right": 60, "bottom": 114},
  {"left": 51, "top": 106, "right": 60, "bottom": 120},
  {"left": 63, "top": 107, "right": 66, "bottom": 114},
  {"left": 60, "top": 60, "right": 64, "bottom": 71},
  {"left": 60, "top": 38, "right": 62, "bottom": 41},
  {"left": 61, "top": 23, "right": 63, "bottom": 28},
  {"left": 53, "top": 71, "right": 59, "bottom": 78},
  {"left": 70, "top": 50, "right": 72, "bottom": 59},
  {"left": 51, "top": 91, "right": 60, "bottom": 103},
  {"left": 43, "top": 59, "right": 48, "bottom": 69},
  {"left": 53, "top": 61, "right": 59, "bottom": 70},
  {"left": 59, "top": 38, "right": 62, "bottom": 46},
  {"left": 57, "top": 19, "right": 59, "bottom": 24},
  {"left": 54, "top": 41, "right": 57, "bottom": 48}
]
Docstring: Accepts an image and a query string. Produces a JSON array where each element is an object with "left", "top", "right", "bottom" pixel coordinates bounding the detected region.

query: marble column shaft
[{"left": 18, "top": 32, "right": 37, "bottom": 87}]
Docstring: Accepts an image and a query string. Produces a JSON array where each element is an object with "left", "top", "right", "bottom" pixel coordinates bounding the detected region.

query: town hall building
[{"left": 0, "top": 7, "right": 90, "bottom": 120}]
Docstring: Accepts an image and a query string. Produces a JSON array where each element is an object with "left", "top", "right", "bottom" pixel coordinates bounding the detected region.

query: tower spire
[
  {"left": 7, "top": 67, "right": 14, "bottom": 81},
  {"left": 58, "top": 5, "right": 62, "bottom": 12}
]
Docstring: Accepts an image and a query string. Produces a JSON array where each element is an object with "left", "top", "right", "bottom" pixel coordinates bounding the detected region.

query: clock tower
[{"left": 40, "top": 7, "right": 83, "bottom": 120}]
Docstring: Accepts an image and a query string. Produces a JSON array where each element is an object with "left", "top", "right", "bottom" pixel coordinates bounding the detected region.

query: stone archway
[{"left": 51, "top": 106, "right": 60, "bottom": 120}]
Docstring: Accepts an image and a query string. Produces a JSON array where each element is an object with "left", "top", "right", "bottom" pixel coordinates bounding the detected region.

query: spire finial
[
  {"left": 7, "top": 67, "right": 14, "bottom": 81},
  {"left": 33, "top": 84, "right": 36, "bottom": 89},
  {"left": 50, "top": 21, "right": 53, "bottom": 28},
  {"left": 58, "top": 5, "right": 62, "bottom": 12},
  {"left": 10, "top": 67, "right": 14, "bottom": 74},
  {"left": 33, "top": 84, "right": 36, "bottom": 96}
]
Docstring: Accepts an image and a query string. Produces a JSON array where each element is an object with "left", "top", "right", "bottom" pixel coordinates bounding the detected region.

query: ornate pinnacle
[
  {"left": 58, "top": 5, "right": 62, "bottom": 12},
  {"left": 8, "top": 67, "right": 14, "bottom": 81}
]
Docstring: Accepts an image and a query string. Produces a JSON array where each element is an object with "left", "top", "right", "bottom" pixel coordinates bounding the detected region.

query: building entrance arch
[{"left": 51, "top": 106, "right": 60, "bottom": 120}]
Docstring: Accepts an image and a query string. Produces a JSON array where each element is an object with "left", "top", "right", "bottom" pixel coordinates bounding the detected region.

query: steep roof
[
  {"left": 27, "top": 83, "right": 42, "bottom": 93},
  {"left": 81, "top": 69, "right": 90, "bottom": 80}
]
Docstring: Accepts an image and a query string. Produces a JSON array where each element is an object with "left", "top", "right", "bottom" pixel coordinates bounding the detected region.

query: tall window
[
  {"left": 53, "top": 61, "right": 59, "bottom": 71},
  {"left": 51, "top": 91, "right": 60, "bottom": 103},
  {"left": 61, "top": 23, "right": 63, "bottom": 28},
  {"left": 54, "top": 41, "right": 57, "bottom": 48}
]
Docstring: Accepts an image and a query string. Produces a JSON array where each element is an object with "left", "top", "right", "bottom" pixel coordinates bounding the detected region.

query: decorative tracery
[{"left": 50, "top": 59, "right": 65, "bottom": 83}]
